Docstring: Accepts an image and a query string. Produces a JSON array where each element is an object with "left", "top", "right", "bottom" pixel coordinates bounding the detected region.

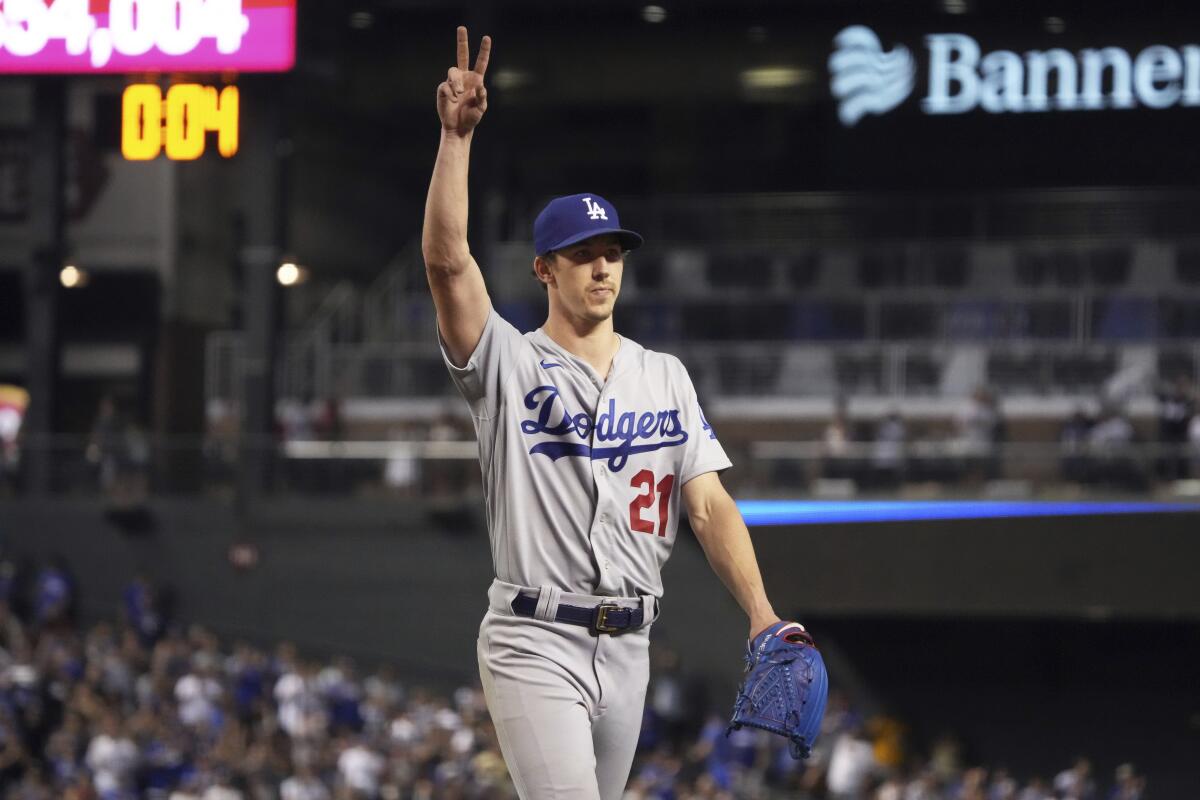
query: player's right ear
[{"left": 532, "top": 255, "right": 555, "bottom": 291}]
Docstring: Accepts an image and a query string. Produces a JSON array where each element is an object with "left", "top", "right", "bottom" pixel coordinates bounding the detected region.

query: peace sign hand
[{"left": 437, "top": 26, "right": 492, "bottom": 137}]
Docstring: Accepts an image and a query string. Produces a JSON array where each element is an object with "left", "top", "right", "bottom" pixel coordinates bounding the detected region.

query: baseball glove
[{"left": 727, "top": 621, "right": 829, "bottom": 759}]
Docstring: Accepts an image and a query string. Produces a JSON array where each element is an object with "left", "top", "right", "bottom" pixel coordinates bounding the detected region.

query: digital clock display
[
  {"left": 0, "top": 0, "right": 294, "bottom": 73},
  {"left": 122, "top": 83, "right": 238, "bottom": 160}
]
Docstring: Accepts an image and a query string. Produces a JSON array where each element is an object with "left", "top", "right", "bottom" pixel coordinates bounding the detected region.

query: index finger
[
  {"left": 456, "top": 26, "right": 469, "bottom": 71},
  {"left": 473, "top": 34, "right": 492, "bottom": 76}
]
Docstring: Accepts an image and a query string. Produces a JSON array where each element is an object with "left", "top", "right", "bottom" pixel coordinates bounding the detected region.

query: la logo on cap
[{"left": 582, "top": 197, "right": 608, "bottom": 220}]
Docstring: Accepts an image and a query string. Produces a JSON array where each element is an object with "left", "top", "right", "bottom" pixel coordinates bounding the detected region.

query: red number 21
[{"left": 629, "top": 469, "right": 675, "bottom": 536}]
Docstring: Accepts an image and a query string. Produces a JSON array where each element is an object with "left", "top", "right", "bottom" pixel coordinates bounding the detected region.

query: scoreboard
[
  {"left": 0, "top": 1, "right": 294, "bottom": 161},
  {"left": 0, "top": 0, "right": 295, "bottom": 73}
]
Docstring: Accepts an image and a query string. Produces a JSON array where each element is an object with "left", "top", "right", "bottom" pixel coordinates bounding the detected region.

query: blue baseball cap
[{"left": 533, "top": 193, "right": 644, "bottom": 256}]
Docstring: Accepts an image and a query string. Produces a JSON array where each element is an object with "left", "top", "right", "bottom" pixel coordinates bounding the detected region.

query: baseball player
[{"left": 423, "top": 27, "right": 801, "bottom": 799}]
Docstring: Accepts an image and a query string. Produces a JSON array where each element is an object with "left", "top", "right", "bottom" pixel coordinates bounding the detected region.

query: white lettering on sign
[
  {"left": 834, "top": 26, "right": 1200, "bottom": 125},
  {"left": 829, "top": 25, "right": 916, "bottom": 126},
  {"left": 0, "top": 0, "right": 249, "bottom": 67}
]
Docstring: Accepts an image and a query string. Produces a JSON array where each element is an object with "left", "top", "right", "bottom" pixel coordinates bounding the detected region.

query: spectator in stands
[
  {"left": 903, "top": 768, "right": 943, "bottom": 800},
  {"left": 201, "top": 768, "right": 245, "bottom": 800},
  {"left": 33, "top": 556, "right": 75, "bottom": 629},
  {"left": 84, "top": 712, "right": 138, "bottom": 797},
  {"left": 1016, "top": 777, "right": 1052, "bottom": 800},
  {"left": 314, "top": 396, "right": 344, "bottom": 443},
  {"left": 955, "top": 766, "right": 989, "bottom": 800},
  {"left": 957, "top": 387, "right": 1006, "bottom": 481},
  {"left": 990, "top": 767, "right": 1019, "bottom": 800},
  {"left": 175, "top": 652, "right": 224, "bottom": 730},
  {"left": 424, "top": 412, "right": 469, "bottom": 502},
  {"left": 870, "top": 410, "right": 907, "bottom": 489},
  {"left": 275, "top": 660, "right": 329, "bottom": 740},
  {"left": 319, "top": 656, "right": 365, "bottom": 734},
  {"left": 281, "top": 760, "right": 330, "bottom": 800},
  {"left": 1154, "top": 374, "right": 1195, "bottom": 480},
  {"left": 202, "top": 398, "right": 239, "bottom": 486},
  {"left": 86, "top": 394, "right": 123, "bottom": 495},
  {"left": 0, "top": 548, "right": 19, "bottom": 613},
  {"left": 121, "top": 573, "right": 165, "bottom": 648},
  {"left": 822, "top": 398, "right": 856, "bottom": 481},
  {"left": 867, "top": 715, "right": 905, "bottom": 771},
  {"left": 647, "top": 643, "right": 690, "bottom": 749},
  {"left": 1108, "top": 763, "right": 1144, "bottom": 800},
  {"left": 0, "top": 385, "right": 25, "bottom": 497},
  {"left": 1189, "top": 408, "right": 1200, "bottom": 480},
  {"left": 1053, "top": 757, "right": 1096, "bottom": 800},
  {"left": 382, "top": 423, "right": 420, "bottom": 497},
  {"left": 1086, "top": 407, "right": 1146, "bottom": 490},
  {"left": 278, "top": 397, "right": 315, "bottom": 446},
  {"left": 86, "top": 395, "right": 153, "bottom": 514},
  {"left": 336, "top": 733, "right": 386, "bottom": 797},
  {"left": 361, "top": 665, "right": 403, "bottom": 739},
  {"left": 826, "top": 721, "right": 879, "bottom": 799},
  {"left": 6, "top": 765, "right": 55, "bottom": 799},
  {"left": 1152, "top": 376, "right": 1190, "bottom": 482},
  {"left": 319, "top": 396, "right": 351, "bottom": 494},
  {"left": 1059, "top": 407, "right": 1095, "bottom": 483}
]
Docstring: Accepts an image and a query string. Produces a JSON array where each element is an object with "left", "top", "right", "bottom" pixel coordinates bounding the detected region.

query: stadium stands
[{"left": 0, "top": 556, "right": 1154, "bottom": 800}]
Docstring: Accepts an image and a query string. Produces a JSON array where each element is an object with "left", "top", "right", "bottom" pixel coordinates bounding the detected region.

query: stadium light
[
  {"left": 642, "top": 5, "right": 667, "bottom": 23},
  {"left": 276, "top": 262, "right": 308, "bottom": 287},
  {"left": 493, "top": 68, "right": 533, "bottom": 91},
  {"left": 59, "top": 265, "right": 88, "bottom": 289},
  {"left": 740, "top": 67, "right": 811, "bottom": 90}
]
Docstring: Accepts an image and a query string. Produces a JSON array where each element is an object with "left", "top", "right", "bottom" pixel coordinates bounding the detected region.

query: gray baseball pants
[{"left": 478, "top": 579, "right": 659, "bottom": 800}]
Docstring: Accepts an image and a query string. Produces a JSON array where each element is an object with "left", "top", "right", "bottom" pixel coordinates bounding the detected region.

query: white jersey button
[{"left": 599, "top": 513, "right": 609, "bottom": 524}]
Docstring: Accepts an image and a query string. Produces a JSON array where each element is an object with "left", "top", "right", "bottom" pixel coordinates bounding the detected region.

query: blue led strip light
[{"left": 734, "top": 500, "right": 1200, "bottom": 527}]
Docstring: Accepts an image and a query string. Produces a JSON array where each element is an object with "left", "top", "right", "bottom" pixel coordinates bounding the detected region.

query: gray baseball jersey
[{"left": 440, "top": 308, "right": 731, "bottom": 599}]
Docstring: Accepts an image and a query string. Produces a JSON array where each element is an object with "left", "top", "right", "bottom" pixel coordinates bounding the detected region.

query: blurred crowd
[
  {"left": 0, "top": 555, "right": 1150, "bottom": 800},
  {"left": 628, "top": 706, "right": 1147, "bottom": 800},
  {"left": 4, "top": 376, "right": 1199, "bottom": 500},
  {"left": 0, "top": 556, "right": 508, "bottom": 800},
  {"left": 819, "top": 378, "right": 1200, "bottom": 492}
]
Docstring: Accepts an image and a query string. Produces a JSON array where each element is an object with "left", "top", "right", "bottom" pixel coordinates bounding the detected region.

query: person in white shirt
[
  {"left": 281, "top": 762, "right": 331, "bottom": 800},
  {"left": 1052, "top": 757, "right": 1095, "bottom": 800},
  {"left": 825, "top": 726, "right": 878, "bottom": 799},
  {"left": 201, "top": 771, "right": 245, "bottom": 800},
  {"left": 85, "top": 713, "right": 138, "bottom": 796},
  {"left": 175, "top": 659, "right": 223, "bottom": 729},
  {"left": 1189, "top": 412, "right": 1200, "bottom": 477},
  {"left": 336, "top": 736, "right": 385, "bottom": 797},
  {"left": 274, "top": 662, "right": 328, "bottom": 739}
]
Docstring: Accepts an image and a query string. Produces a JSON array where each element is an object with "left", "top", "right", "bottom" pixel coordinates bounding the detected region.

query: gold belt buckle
[{"left": 592, "top": 602, "right": 622, "bottom": 634}]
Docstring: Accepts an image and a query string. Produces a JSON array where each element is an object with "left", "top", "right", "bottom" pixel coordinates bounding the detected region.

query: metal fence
[{"left": 6, "top": 434, "right": 1200, "bottom": 502}]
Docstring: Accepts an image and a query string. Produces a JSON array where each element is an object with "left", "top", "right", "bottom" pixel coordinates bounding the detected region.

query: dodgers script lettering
[{"left": 520, "top": 385, "right": 688, "bottom": 472}]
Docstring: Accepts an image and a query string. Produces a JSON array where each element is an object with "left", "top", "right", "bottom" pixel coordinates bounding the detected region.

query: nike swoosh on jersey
[{"left": 539, "top": 359, "right": 563, "bottom": 369}]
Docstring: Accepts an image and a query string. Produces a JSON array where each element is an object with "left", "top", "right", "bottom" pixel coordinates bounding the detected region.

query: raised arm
[
  {"left": 423, "top": 26, "right": 493, "bottom": 367},
  {"left": 681, "top": 471, "right": 782, "bottom": 641}
]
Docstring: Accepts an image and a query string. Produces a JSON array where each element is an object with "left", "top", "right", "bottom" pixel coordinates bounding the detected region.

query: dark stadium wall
[
  {"left": 807, "top": 615, "right": 1200, "bottom": 797},
  {"left": 0, "top": 497, "right": 749, "bottom": 690},
  {"left": 751, "top": 511, "right": 1200, "bottom": 619},
  {"left": 5, "top": 499, "right": 1199, "bottom": 671}
]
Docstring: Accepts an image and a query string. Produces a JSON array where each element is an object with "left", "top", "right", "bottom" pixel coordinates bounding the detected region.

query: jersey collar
[{"left": 532, "top": 328, "right": 639, "bottom": 387}]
